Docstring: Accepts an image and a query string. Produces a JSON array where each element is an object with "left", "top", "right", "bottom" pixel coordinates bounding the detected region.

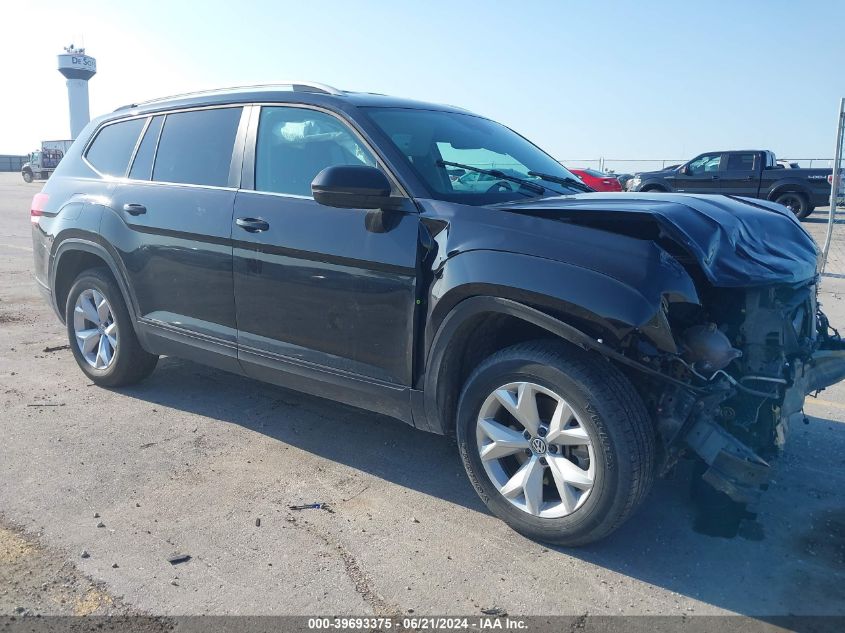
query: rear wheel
[
  {"left": 65, "top": 268, "right": 158, "bottom": 387},
  {"left": 775, "top": 192, "right": 811, "bottom": 219},
  {"left": 456, "top": 341, "right": 656, "bottom": 546}
]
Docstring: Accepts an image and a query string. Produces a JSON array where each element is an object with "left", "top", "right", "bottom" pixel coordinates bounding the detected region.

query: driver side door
[
  {"left": 674, "top": 153, "right": 724, "bottom": 194},
  {"left": 232, "top": 104, "right": 421, "bottom": 421}
]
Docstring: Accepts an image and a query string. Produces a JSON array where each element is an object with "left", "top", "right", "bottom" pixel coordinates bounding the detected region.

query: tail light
[
  {"left": 31, "top": 192, "right": 49, "bottom": 223},
  {"left": 829, "top": 175, "right": 834, "bottom": 186}
]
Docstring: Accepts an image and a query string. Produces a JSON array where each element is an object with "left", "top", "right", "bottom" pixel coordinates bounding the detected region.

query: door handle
[
  {"left": 710, "top": 176, "right": 719, "bottom": 180},
  {"left": 123, "top": 203, "right": 147, "bottom": 216},
  {"left": 236, "top": 217, "right": 270, "bottom": 233}
]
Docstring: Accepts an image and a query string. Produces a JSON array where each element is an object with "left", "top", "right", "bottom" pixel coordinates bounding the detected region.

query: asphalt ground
[{"left": 1, "top": 172, "right": 843, "bottom": 619}]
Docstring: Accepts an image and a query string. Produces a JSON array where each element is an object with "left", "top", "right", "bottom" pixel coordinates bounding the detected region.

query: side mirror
[
  {"left": 311, "top": 165, "right": 392, "bottom": 209},
  {"left": 679, "top": 165, "right": 691, "bottom": 176}
]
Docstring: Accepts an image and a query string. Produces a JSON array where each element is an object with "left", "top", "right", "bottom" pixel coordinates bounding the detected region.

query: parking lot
[{"left": 1, "top": 171, "right": 844, "bottom": 618}]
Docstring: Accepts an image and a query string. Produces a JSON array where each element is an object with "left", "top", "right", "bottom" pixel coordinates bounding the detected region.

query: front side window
[
  {"left": 85, "top": 118, "right": 145, "bottom": 177},
  {"left": 152, "top": 107, "right": 242, "bottom": 187},
  {"left": 688, "top": 154, "right": 722, "bottom": 175},
  {"left": 254, "top": 106, "right": 376, "bottom": 197},
  {"left": 364, "top": 107, "right": 586, "bottom": 204}
]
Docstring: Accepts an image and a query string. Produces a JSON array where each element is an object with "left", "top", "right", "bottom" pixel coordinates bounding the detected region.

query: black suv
[{"left": 31, "top": 83, "right": 845, "bottom": 545}]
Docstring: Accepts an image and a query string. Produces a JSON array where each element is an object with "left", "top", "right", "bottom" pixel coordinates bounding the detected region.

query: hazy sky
[{"left": 2, "top": 0, "right": 843, "bottom": 162}]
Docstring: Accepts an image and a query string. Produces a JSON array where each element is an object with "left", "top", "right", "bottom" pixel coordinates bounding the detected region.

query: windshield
[
  {"left": 364, "top": 107, "right": 584, "bottom": 204},
  {"left": 579, "top": 168, "right": 606, "bottom": 178}
]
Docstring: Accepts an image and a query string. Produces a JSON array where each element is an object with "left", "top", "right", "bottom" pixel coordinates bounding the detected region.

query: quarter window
[
  {"left": 152, "top": 108, "right": 242, "bottom": 187},
  {"left": 254, "top": 107, "right": 376, "bottom": 197},
  {"left": 85, "top": 118, "right": 145, "bottom": 177}
]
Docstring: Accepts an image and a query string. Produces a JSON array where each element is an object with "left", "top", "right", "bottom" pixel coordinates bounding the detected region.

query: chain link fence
[{"left": 559, "top": 158, "right": 836, "bottom": 175}]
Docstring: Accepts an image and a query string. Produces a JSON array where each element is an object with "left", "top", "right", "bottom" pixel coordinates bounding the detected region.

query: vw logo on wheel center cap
[{"left": 530, "top": 437, "right": 547, "bottom": 455}]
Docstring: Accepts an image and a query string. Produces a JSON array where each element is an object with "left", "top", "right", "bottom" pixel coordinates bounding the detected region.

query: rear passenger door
[
  {"left": 104, "top": 106, "right": 248, "bottom": 371},
  {"left": 719, "top": 152, "right": 760, "bottom": 197}
]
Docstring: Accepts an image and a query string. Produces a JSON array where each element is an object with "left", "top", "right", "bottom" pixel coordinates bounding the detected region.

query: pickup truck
[{"left": 628, "top": 150, "right": 832, "bottom": 219}]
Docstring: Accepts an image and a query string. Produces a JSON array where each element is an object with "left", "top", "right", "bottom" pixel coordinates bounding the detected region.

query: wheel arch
[
  {"left": 767, "top": 180, "right": 812, "bottom": 202},
  {"left": 418, "top": 296, "right": 659, "bottom": 435},
  {"left": 52, "top": 239, "right": 140, "bottom": 334}
]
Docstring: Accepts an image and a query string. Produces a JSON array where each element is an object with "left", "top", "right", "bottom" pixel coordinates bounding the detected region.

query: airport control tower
[{"left": 57, "top": 45, "right": 97, "bottom": 139}]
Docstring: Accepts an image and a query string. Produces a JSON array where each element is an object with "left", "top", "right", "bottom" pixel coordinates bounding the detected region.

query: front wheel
[
  {"left": 456, "top": 341, "right": 656, "bottom": 546},
  {"left": 65, "top": 268, "right": 158, "bottom": 387},
  {"left": 22, "top": 170, "right": 33, "bottom": 183},
  {"left": 775, "top": 192, "right": 811, "bottom": 219}
]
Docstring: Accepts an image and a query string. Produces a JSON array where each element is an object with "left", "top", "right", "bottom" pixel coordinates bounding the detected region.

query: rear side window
[
  {"left": 85, "top": 118, "right": 145, "bottom": 177},
  {"left": 129, "top": 115, "right": 164, "bottom": 180},
  {"left": 726, "top": 153, "right": 756, "bottom": 172},
  {"left": 152, "top": 108, "right": 242, "bottom": 187}
]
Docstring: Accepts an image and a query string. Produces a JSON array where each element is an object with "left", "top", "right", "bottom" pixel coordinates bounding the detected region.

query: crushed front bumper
[{"left": 684, "top": 341, "right": 845, "bottom": 505}]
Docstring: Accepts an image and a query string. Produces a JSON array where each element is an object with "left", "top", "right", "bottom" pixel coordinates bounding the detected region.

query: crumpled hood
[{"left": 501, "top": 192, "right": 819, "bottom": 287}]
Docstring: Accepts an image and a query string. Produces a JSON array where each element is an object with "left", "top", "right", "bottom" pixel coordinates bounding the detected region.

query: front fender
[
  {"left": 427, "top": 249, "right": 698, "bottom": 354},
  {"left": 637, "top": 178, "right": 672, "bottom": 192}
]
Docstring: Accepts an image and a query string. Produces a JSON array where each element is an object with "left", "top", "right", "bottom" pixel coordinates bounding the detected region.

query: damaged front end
[
  {"left": 650, "top": 279, "right": 845, "bottom": 505},
  {"left": 503, "top": 193, "right": 845, "bottom": 506}
]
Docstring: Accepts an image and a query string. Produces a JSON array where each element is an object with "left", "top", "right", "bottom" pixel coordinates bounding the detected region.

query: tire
[
  {"left": 22, "top": 170, "right": 33, "bottom": 183},
  {"left": 775, "top": 192, "right": 811, "bottom": 219},
  {"left": 641, "top": 186, "right": 665, "bottom": 193},
  {"left": 456, "top": 341, "right": 656, "bottom": 546},
  {"left": 65, "top": 268, "right": 158, "bottom": 387}
]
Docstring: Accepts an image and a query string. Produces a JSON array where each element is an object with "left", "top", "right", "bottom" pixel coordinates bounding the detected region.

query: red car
[{"left": 569, "top": 168, "right": 622, "bottom": 192}]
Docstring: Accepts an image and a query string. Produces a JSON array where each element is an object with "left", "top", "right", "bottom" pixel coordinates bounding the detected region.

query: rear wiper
[
  {"left": 437, "top": 160, "right": 547, "bottom": 195},
  {"left": 527, "top": 171, "right": 594, "bottom": 192}
]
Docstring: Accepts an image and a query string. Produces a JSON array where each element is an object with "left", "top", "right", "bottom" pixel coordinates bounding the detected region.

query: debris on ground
[
  {"left": 80, "top": 550, "right": 90, "bottom": 559},
  {"left": 481, "top": 607, "right": 508, "bottom": 617},
  {"left": 288, "top": 503, "right": 334, "bottom": 513},
  {"left": 26, "top": 403, "right": 65, "bottom": 407},
  {"left": 167, "top": 553, "right": 191, "bottom": 565},
  {"left": 42, "top": 344, "right": 70, "bottom": 353},
  {"left": 96, "top": 522, "right": 105, "bottom": 528},
  {"left": 255, "top": 518, "right": 261, "bottom": 527}
]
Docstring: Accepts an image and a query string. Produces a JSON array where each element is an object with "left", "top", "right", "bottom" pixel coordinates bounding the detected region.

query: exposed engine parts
[
  {"left": 681, "top": 323, "right": 742, "bottom": 373},
  {"left": 625, "top": 279, "right": 845, "bottom": 506}
]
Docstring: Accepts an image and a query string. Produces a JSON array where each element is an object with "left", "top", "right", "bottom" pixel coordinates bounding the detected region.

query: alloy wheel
[
  {"left": 72, "top": 288, "right": 118, "bottom": 370},
  {"left": 476, "top": 381, "right": 596, "bottom": 518},
  {"left": 780, "top": 194, "right": 800, "bottom": 213}
]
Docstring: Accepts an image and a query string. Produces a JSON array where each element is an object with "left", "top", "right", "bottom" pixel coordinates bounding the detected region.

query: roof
[{"left": 110, "top": 82, "right": 471, "bottom": 119}]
